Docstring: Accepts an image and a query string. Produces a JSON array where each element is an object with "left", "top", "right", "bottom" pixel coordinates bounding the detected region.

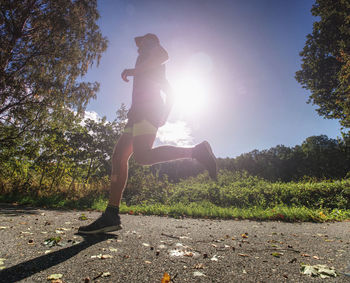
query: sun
[
  {"left": 171, "top": 76, "right": 209, "bottom": 116},
  {"left": 168, "top": 52, "right": 213, "bottom": 118}
]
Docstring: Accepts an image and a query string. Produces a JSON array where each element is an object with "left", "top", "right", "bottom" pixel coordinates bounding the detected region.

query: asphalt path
[{"left": 0, "top": 204, "right": 350, "bottom": 282}]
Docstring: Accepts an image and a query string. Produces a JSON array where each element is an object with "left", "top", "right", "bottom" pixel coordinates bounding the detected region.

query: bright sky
[{"left": 83, "top": 0, "right": 342, "bottom": 158}]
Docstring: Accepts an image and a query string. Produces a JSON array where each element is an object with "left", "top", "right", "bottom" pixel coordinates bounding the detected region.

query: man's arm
[{"left": 121, "top": 46, "right": 168, "bottom": 82}]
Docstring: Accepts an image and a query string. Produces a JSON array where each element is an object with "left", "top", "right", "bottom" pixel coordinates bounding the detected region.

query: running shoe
[
  {"left": 192, "top": 141, "right": 217, "bottom": 180},
  {"left": 78, "top": 210, "right": 122, "bottom": 234}
]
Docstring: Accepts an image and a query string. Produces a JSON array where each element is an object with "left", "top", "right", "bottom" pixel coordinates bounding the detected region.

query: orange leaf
[{"left": 161, "top": 272, "right": 171, "bottom": 283}]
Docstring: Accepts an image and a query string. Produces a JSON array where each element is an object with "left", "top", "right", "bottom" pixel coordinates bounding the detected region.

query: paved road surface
[{"left": 0, "top": 204, "right": 349, "bottom": 282}]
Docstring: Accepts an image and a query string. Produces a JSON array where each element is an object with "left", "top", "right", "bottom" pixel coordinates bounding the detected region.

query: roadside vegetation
[{"left": 1, "top": 169, "right": 349, "bottom": 222}]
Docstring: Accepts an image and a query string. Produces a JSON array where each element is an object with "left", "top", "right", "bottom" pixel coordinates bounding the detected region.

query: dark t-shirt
[
  {"left": 132, "top": 42, "right": 167, "bottom": 104},
  {"left": 128, "top": 41, "right": 168, "bottom": 127}
]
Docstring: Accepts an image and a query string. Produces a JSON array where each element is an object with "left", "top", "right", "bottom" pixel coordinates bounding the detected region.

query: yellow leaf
[
  {"left": 47, "top": 274, "right": 63, "bottom": 280},
  {"left": 161, "top": 272, "right": 171, "bottom": 283}
]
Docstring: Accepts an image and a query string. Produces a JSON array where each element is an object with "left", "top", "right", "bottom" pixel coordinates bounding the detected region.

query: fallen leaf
[
  {"left": 44, "top": 237, "right": 62, "bottom": 247},
  {"left": 47, "top": 274, "right": 63, "bottom": 280},
  {"left": 241, "top": 233, "right": 248, "bottom": 238},
  {"left": 100, "top": 254, "right": 113, "bottom": 259},
  {"left": 301, "top": 253, "right": 310, "bottom": 257},
  {"left": 161, "top": 272, "right": 171, "bottom": 283},
  {"left": 193, "top": 271, "right": 206, "bottom": 277},
  {"left": 169, "top": 249, "right": 184, "bottom": 257},
  {"left": 238, "top": 253, "right": 249, "bottom": 257},
  {"left": 0, "top": 258, "right": 6, "bottom": 269},
  {"left": 145, "top": 260, "right": 152, "bottom": 264},
  {"left": 194, "top": 263, "right": 205, "bottom": 269},
  {"left": 210, "top": 255, "right": 218, "bottom": 261},
  {"left": 109, "top": 247, "right": 118, "bottom": 252},
  {"left": 301, "top": 264, "right": 337, "bottom": 278},
  {"left": 91, "top": 254, "right": 113, "bottom": 259},
  {"left": 142, "top": 243, "right": 150, "bottom": 247},
  {"left": 21, "top": 231, "right": 33, "bottom": 235},
  {"left": 313, "top": 255, "right": 320, "bottom": 260},
  {"left": 271, "top": 252, "right": 283, "bottom": 258},
  {"left": 78, "top": 214, "right": 87, "bottom": 221},
  {"left": 289, "top": 258, "right": 297, "bottom": 263},
  {"left": 101, "top": 272, "right": 111, "bottom": 277},
  {"left": 184, "top": 251, "right": 194, "bottom": 257}
]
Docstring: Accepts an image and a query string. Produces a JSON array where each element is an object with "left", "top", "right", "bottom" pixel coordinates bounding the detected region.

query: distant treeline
[{"left": 152, "top": 134, "right": 350, "bottom": 182}]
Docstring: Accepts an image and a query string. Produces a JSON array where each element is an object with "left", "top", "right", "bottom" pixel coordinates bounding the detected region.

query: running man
[{"left": 78, "top": 34, "right": 217, "bottom": 234}]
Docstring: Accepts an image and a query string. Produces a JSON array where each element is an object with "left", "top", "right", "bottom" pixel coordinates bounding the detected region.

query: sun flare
[
  {"left": 171, "top": 75, "right": 210, "bottom": 117},
  {"left": 169, "top": 52, "right": 213, "bottom": 118}
]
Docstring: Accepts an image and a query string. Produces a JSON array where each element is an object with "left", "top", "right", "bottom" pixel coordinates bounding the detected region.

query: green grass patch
[
  {"left": 1, "top": 171, "right": 350, "bottom": 222},
  {"left": 118, "top": 201, "right": 350, "bottom": 222},
  {"left": 1, "top": 193, "right": 349, "bottom": 222}
]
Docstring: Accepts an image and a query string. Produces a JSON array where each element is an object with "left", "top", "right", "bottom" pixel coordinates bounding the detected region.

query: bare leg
[
  {"left": 133, "top": 134, "right": 193, "bottom": 165},
  {"left": 108, "top": 133, "right": 133, "bottom": 206}
]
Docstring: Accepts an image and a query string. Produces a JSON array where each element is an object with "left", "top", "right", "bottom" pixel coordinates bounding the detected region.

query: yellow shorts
[{"left": 123, "top": 119, "right": 158, "bottom": 136}]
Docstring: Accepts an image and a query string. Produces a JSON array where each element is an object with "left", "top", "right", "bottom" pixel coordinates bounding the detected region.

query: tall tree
[
  {"left": 0, "top": 0, "right": 107, "bottom": 141},
  {"left": 295, "top": 0, "right": 350, "bottom": 129}
]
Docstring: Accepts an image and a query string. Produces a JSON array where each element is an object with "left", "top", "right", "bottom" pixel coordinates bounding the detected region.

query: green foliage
[
  {"left": 0, "top": 0, "right": 107, "bottom": 142},
  {"left": 295, "top": 0, "right": 350, "bottom": 128},
  {"left": 165, "top": 171, "right": 350, "bottom": 210},
  {"left": 0, "top": 105, "right": 128, "bottom": 200},
  {"left": 118, "top": 202, "right": 350, "bottom": 222},
  {"left": 217, "top": 135, "right": 350, "bottom": 182},
  {"left": 123, "top": 164, "right": 173, "bottom": 206}
]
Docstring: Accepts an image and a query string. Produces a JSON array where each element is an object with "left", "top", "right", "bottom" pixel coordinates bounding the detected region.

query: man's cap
[{"left": 134, "top": 33, "right": 160, "bottom": 47}]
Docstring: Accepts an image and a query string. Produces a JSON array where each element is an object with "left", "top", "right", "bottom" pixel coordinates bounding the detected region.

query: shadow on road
[
  {"left": 0, "top": 233, "right": 118, "bottom": 282},
  {"left": 0, "top": 203, "right": 40, "bottom": 216}
]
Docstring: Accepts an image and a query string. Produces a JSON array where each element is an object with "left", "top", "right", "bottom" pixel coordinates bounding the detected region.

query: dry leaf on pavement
[
  {"left": 161, "top": 272, "right": 171, "bottom": 283},
  {"left": 47, "top": 274, "right": 63, "bottom": 280}
]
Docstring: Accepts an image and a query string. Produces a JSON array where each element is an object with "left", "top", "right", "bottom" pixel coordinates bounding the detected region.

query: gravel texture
[{"left": 0, "top": 203, "right": 350, "bottom": 282}]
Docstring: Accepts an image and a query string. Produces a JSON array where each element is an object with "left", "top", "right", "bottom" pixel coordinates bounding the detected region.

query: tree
[
  {"left": 295, "top": 0, "right": 350, "bottom": 128},
  {"left": 0, "top": 0, "right": 107, "bottom": 141}
]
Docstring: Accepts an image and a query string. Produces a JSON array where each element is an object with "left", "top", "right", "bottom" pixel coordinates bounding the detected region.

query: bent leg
[
  {"left": 133, "top": 134, "right": 193, "bottom": 165},
  {"left": 108, "top": 133, "right": 133, "bottom": 206}
]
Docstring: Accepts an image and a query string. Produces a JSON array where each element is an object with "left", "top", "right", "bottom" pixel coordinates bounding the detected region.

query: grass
[
  {"left": 118, "top": 202, "right": 350, "bottom": 222},
  {"left": 2, "top": 193, "right": 349, "bottom": 222},
  {"left": 1, "top": 171, "right": 350, "bottom": 222}
]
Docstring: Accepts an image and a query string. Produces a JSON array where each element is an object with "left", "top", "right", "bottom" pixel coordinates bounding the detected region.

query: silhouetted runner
[{"left": 78, "top": 34, "right": 217, "bottom": 234}]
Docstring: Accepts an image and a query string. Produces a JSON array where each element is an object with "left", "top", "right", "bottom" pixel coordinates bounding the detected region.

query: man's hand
[{"left": 121, "top": 69, "right": 135, "bottom": 82}]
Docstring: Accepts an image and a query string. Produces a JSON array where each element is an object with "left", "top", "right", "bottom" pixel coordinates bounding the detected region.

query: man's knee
[
  {"left": 112, "top": 135, "right": 132, "bottom": 163},
  {"left": 112, "top": 149, "right": 130, "bottom": 165},
  {"left": 133, "top": 150, "right": 151, "bottom": 165}
]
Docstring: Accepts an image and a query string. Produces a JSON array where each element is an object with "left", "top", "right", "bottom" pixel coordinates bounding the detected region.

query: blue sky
[{"left": 83, "top": 0, "right": 341, "bottom": 158}]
